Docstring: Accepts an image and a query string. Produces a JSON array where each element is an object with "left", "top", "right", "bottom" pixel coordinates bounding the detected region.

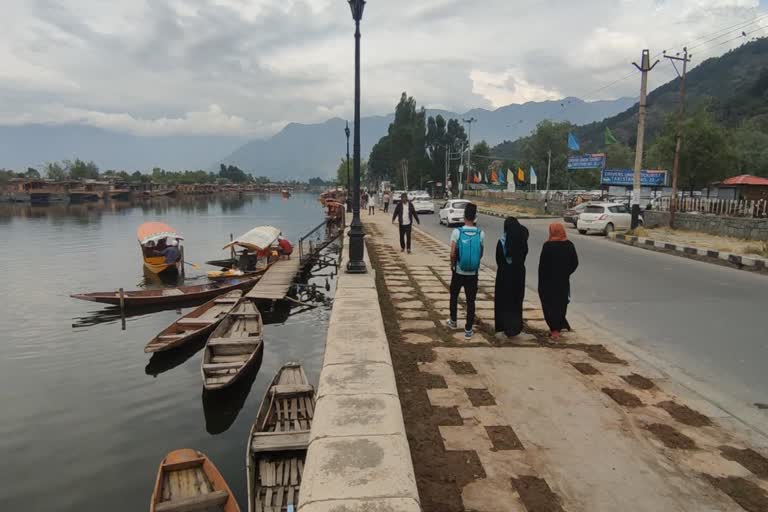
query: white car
[
  {"left": 412, "top": 195, "right": 434, "bottom": 214},
  {"left": 439, "top": 199, "right": 470, "bottom": 226},
  {"left": 392, "top": 190, "right": 406, "bottom": 204},
  {"left": 577, "top": 202, "right": 641, "bottom": 235}
]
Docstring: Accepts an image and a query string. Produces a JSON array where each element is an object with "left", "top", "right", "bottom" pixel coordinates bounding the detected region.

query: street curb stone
[{"left": 608, "top": 232, "right": 768, "bottom": 273}]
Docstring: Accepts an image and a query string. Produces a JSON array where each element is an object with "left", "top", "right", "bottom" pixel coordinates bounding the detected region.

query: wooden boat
[
  {"left": 246, "top": 363, "right": 315, "bottom": 512},
  {"left": 150, "top": 448, "right": 240, "bottom": 512},
  {"left": 138, "top": 222, "right": 184, "bottom": 275},
  {"left": 145, "top": 291, "right": 243, "bottom": 353},
  {"left": 71, "top": 275, "right": 260, "bottom": 307},
  {"left": 202, "top": 300, "right": 264, "bottom": 391}
]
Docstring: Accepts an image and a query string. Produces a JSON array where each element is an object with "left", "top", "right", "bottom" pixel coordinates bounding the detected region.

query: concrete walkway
[{"left": 363, "top": 211, "right": 768, "bottom": 512}]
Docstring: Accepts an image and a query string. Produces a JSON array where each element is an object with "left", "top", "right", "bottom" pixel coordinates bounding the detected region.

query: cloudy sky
[{"left": 2, "top": 0, "right": 766, "bottom": 138}]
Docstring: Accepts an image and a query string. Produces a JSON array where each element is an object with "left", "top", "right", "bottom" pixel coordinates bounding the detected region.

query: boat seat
[
  {"left": 270, "top": 384, "right": 314, "bottom": 397},
  {"left": 251, "top": 430, "right": 310, "bottom": 453},
  {"left": 214, "top": 298, "right": 239, "bottom": 304},
  {"left": 155, "top": 490, "right": 229, "bottom": 512},
  {"left": 161, "top": 289, "right": 184, "bottom": 296},
  {"left": 208, "top": 338, "right": 260, "bottom": 346}
]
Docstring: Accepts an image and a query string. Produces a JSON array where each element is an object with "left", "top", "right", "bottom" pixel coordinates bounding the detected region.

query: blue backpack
[{"left": 457, "top": 226, "right": 482, "bottom": 273}]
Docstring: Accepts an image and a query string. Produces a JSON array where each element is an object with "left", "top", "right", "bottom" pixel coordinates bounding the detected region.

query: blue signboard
[
  {"left": 568, "top": 154, "right": 606, "bottom": 170},
  {"left": 601, "top": 169, "right": 667, "bottom": 186}
]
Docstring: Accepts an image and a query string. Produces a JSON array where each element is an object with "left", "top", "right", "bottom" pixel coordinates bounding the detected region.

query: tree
[
  {"left": 519, "top": 120, "right": 575, "bottom": 189},
  {"left": 45, "top": 162, "right": 68, "bottom": 180},
  {"left": 68, "top": 158, "right": 100, "bottom": 180},
  {"left": 336, "top": 158, "right": 367, "bottom": 187},
  {"left": 387, "top": 93, "right": 427, "bottom": 188},
  {"left": 470, "top": 141, "right": 491, "bottom": 175},
  {"left": 425, "top": 115, "right": 468, "bottom": 187},
  {"left": 26, "top": 167, "right": 40, "bottom": 179}
]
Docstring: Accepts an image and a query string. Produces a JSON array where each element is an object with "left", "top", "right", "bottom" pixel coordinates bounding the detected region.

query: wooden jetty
[{"left": 245, "top": 258, "right": 303, "bottom": 301}]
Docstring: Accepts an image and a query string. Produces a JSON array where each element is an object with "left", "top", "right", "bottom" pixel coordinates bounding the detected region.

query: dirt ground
[{"left": 635, "top": 226, "right": 768, "bottom": 257}]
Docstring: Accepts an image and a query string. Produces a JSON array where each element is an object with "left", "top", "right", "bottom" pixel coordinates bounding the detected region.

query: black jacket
[{"left": 392, "top": 201, "right": 420, "bottom": 226}]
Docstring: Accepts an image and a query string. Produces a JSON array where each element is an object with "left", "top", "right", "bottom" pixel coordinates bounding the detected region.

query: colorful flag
[
  {"left": 604, "top": 127, "right": 618, "bottom": 145},
  {"left": 498, "top": 169, "right": 505, "bottom": 184},
  {"left": 530, "top": 166, "right": 538, "bottom": 186},
  {"left": 506, "top": 169, "right": 516, "bottom": 192},
  {"left": 491, "top": 170, "right": 498, "bottom": 184},
  {"left": 517, "top": 167, "right": 525, "bottom": 183},
  {"left": 568, "top": 132, "right": 580, "bottom": 151}
]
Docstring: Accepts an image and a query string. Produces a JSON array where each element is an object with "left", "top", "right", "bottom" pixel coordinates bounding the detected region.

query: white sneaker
[
  {"left": 446, "top": 319, "right": 458, "bottom": 329},
  {"left": 464, "top": 329, "right": 474, "bottom": 339}
]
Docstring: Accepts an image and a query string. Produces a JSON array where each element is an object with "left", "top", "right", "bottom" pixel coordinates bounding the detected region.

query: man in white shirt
[{"left": 391, "top": 193, "right": 420, "bottom": 253}]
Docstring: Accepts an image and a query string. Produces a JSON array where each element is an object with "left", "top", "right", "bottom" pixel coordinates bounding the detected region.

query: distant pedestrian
[
  {"left": 383, "top": 191, "right": 391, "bottom": 212},
  {"left": 361, "top": 192, "right": 368, "bottom": 211},
  {"left": 392, "top": 192, "right": 420, "bottom": 253},
  {"left": 494, "top": 217, "right": 529, "bottom": 338},
  {"left": 447, "top": 203, "right": 484, "bottom": 339},
  {"left": 538, "top": 223, "right": 579, "bottom": 340},
  {"left": 368, "top": 193, "right": 376, "bottom": 215}
]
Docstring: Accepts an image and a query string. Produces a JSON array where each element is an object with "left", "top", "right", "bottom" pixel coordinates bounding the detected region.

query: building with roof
[{"left": 710, "top": 174, "right": 768, "bottom": 201}]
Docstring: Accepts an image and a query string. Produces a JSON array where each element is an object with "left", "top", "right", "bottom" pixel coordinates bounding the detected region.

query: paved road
[{"left": 414, "top": 210, "right": 768, "bottom": 428}]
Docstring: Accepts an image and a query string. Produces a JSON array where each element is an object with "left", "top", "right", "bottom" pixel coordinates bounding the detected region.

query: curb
[
  {"left": 608, "top": 232, "right": 768, "bottom": 273},
  {"left": 477, "top": 207, "right": 559, "bottom": 220}
]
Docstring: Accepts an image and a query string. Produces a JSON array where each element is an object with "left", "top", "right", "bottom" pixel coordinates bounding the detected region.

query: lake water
[{"left": 0, "top": 193, "right": 338, "bottom": 511}]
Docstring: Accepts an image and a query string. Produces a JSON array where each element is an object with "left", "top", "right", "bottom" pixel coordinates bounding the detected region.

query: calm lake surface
[{"left": 0, "top": 193, "right": 338, "bottom": 511}]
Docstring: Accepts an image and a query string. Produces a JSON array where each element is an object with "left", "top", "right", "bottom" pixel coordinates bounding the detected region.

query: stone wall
[
  {"left": 644, "top": 211, "right": 768, "bottom": 241},
  {"left": 464, "top": 191, "right": 567, "bottom": 216},
  {"left": 299, "top": 236, "right": 420, "bottom": 512}
]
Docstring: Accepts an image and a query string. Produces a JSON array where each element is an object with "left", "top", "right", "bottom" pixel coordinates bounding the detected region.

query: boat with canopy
[
  {"left": 212, "top": 226, "right": 282, "bottom": 273},
  {"left": 138, "top": 222, "right": 185, "bottom": 275}
]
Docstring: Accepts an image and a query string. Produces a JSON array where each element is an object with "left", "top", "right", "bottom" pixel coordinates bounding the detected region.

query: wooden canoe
[
  {"left": 202, "top": 299, "right": 264, "bottom": 391},
  {"left": 150, "top": 448, "right": 240, "bottom": 512},
  {"left": 246, "top": 363, "right": 315, "bottom": 512},
  {"left": 70, "top": 276, "right": 260, "bottom": 307},
  {"left": 145, "top": 291, "right": 243, "bottom": 353}
]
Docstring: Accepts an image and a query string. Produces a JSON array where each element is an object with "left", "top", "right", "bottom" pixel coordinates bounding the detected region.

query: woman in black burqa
[
  {"left": 538, "top": 223, "right": 579, "bottom": 340},
  {"left": 494, "top": 216, "right": 529, "bottom": 337}
]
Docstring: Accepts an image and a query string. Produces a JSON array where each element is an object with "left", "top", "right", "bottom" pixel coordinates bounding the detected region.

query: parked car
[
  {"left": 439, "top": 199, "right": 470, "bottom": 226},
  {"left": 577, "top": 202, "right": 642, "bottom": 235},
  {"left": 563, "top": 202, "right": 591, "bottom": 227},
  {"left": 412, "top": 195, "right": 435, "bottom": 214},
  {"left": 392, "top": 190, "right": 406, "bottom": 204}
]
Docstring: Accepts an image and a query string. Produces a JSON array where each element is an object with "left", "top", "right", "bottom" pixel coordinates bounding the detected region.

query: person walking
[
  {"left": 538, "top": 223, "right": 579, "bottom": 340},
  {"left": 383, "top": 191, "right": 391, "bottom": 213},
  {"left": 494, "top": 216, "right": 529, "bottom": 338},
  {"left": 391, "top": 192, "right": 420, "bottom": 253},
  {"left": 446, "top": 203, "right": 484, "bottom": 339},
  {"left": 368, "top": 193, "right": 376, "bottom": 215},
  {"left": 361, "top": 191, "right": 368, "bottom": 211}
]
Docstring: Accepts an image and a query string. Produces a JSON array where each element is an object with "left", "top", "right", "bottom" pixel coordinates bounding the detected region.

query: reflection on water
[{"left": 0, "top": 192, "right": 335, "bottom": 512}]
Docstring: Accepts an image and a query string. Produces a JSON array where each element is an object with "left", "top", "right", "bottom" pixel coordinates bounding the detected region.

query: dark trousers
[
  {"left": 450, "top": 271, "right": 478, "bottom": 331},
  {"left": 384, "top": 201, "right": 390, "bottom": 212},
  {"left": 369, "top": 206, "right": 375, "bottom": 215},
  {"left": 398, "top": 224, "right": 412, "bottom": 250}
]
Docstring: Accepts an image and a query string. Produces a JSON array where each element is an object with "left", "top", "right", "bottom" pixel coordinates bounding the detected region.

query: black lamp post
[
  {"left": 346, "top": 0, "right": 367, "bottom": 274},
  {"left": 345, "top": 121, "right": 351, "bottom": 213}
]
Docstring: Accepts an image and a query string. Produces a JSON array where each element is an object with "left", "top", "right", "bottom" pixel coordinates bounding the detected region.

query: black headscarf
[{"left": 503, "top": 216, "right": 529, "bottom": 264}]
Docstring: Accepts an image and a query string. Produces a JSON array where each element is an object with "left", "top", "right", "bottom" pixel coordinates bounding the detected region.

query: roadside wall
[
  {"left": 644, "top": 211, "right": 768, "bottom": 240},
  {"left": 299, "top": 234, "right": 421, "bottom": 512},
  {"left": 465, "top": 191, "right": 567, "bottom": 215}
]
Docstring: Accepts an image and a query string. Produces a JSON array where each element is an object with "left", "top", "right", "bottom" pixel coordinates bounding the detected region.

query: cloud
[{"left": 0, "top": 0, "right": 765, "bottom": 137}]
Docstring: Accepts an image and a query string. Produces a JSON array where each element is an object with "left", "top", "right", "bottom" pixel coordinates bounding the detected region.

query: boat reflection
[
  {"left": 202, "top": 351, "right": 263, "bottom": 435},
  {"left": 145, "top": 336, "right": 207, "bottom": 377},
  {"left": 71, "top": 305, "right": 186, "bottom": 329}
]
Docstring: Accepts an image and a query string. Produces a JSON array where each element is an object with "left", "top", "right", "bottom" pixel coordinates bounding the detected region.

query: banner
[
  {"left": 601, "top": 169, "right": 668, "bottom": 186},
  {"left": 529, "top": 166, "right": 538, "bottom": 186},
  {"left": 568, "top": 154, "right": 606, "bottom": 170},
  {"left": 506, "top": 169, "right": 515, "bottom": 192},
  {"left": 568, "top": 132, "right": 580, "bottom": 151}
]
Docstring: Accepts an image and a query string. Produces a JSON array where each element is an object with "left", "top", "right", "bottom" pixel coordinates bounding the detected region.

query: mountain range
[{"left": 0, "top": 97, "right": 635, "bottom": 179}]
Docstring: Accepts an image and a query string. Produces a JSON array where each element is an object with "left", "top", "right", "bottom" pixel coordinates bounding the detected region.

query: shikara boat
[
  {"left": 202, "top": 300, "right": 264, "bottom": 391},
  {"left": 138, "top": 222, "right": 185, "bottom": 276},
  {"left": 246, "top": 363, "right": 315, "bottom": 512},
  {"left": 145, "top": 291, "right": 243, "bottom": 353},
  {"left": 71, "top": 276, "right": 260, "bottom": 307},
  {"left": 150, "top": 448, "right": 240, "bottom": 512}
]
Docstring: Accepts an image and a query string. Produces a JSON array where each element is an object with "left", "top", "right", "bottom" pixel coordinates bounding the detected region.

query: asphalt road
[{"left": 415, "top": 210, "right": 768, "bottom": 426}]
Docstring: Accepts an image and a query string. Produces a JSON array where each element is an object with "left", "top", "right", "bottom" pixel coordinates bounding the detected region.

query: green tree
[
  {"left": 336, "top": 158, "right": 367, "bottom": 187},
  {"left": 426, "top": 115, "right": 467, "bottom": 187},
  {"left": 67, "top": 158, "right": 100, "bottom": 180},
  {"left": 387, "top": 93, "right": 427, "bottom": 188},
  {"left": 519, "top": 120, "right": 575, "bottom": 189},
  {"left": 45, "top": 162, "right": 68, "bottom": 180},
  {"left": 470, "top": 141, "right": 491, "bottom": 176}
]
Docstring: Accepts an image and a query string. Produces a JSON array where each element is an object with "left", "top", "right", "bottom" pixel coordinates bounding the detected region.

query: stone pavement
[{"left": 363, "top": 211, "right": 768, "bottom": 512}]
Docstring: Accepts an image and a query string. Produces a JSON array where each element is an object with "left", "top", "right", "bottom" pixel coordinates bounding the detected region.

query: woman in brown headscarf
[{"left": 538, "top": 223, "right": 579, "bottom": 340}]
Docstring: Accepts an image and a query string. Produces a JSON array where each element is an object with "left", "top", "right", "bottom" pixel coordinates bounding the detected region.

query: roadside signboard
[
  {"left": 601, "top": 169, "right": 667, "bottom": 186},
  {"left": 568, "top": 154, "right": 606, "bottom": 170}
]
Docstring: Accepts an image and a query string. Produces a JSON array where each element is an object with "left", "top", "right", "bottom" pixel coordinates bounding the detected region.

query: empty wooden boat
[
  {"left": 70, "top": 275, "right": 260, "bottom": 307},
  {"left": 150, "top": 448, "right": 240, "bottom": 512},
  {"left": 246, "top": 363, "right": 315, "bottom": 512},
  {"left": 202, "top": 300, "right": 264, "bottom": 391},
  {"left": 145, "top": 291, "right": 243, "bottom": 353}
]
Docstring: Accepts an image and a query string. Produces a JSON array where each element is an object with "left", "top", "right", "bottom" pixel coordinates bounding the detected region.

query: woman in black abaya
[
  {"left": 538, "top": 223, "right": 579, "bottom": 340},
  {"left": 494, "top": 216, "right": 529, "bottom": 337}
]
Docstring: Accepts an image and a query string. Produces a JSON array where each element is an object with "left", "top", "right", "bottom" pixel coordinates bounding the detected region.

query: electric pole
[
  {"left": 545, "top": 148, "right": 552, "bottom": 213},
  {"left": 463, "top": 117, "right": 476, "bottom": 194},
  {"left": 664, "top": 47, "right": 691, "bottom": 228},
  {"left": 631, "top": 49, "right": 659, "bottom": 230}
]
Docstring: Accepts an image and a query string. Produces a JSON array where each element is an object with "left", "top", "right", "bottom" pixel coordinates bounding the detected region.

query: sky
[{"left": 1, "top": 0, "right": 766, "bottom": 138}]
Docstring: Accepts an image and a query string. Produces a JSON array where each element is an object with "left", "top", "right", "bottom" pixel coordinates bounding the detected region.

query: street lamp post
[
  {"left": 346, "top": 0, "right": 367, "bottom": 274},
  {"left": 345, "top": 121, "right": 351, "bottom": 213}
]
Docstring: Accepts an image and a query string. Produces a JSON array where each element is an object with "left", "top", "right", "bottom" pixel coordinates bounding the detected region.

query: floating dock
[{"left": 245, "top": 258, "right": 304, "bottom": 301}]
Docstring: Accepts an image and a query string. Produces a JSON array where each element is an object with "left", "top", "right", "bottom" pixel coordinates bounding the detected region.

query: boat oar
[{"left": 184, "top": 261, "right": 200, "bottom": 269}]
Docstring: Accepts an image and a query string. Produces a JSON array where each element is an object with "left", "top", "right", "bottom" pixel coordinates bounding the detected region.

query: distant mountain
[
  {"left": 219, "top": 97, "right": 636, "bottom": 179},
  {"left": 0, "top": 124, "right": 247, "bottom": 172}
]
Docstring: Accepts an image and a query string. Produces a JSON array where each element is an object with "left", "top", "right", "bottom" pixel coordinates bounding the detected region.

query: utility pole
[
  {"left": 545, "top": 149, "right": 552, "bottom": 213},
  {"left": 444, "top": 147, "right": 449, "bottom": 197},
  {"left": 664, "top": 47, "right": 691, "bottom": 228},
  {"left": 631, "top": 49, "right": 659, "bottom": 230},
  {"left": 463, "top": 117, "right": 476, "bottom": 194}
]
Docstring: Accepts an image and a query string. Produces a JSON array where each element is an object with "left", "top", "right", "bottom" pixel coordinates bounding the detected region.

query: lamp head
[
  {"left": 348, "top": 0, "right": 366, "bottom": 21},
  {"left": 345, "top": 121, "right": 351, "bottom": 138}
]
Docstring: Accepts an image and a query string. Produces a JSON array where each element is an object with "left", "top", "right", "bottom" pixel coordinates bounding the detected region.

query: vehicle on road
[
  {"left": 439, "top": 199, "right": 470, "bottom": 226},
  {"left": 563, "top": 202, "right": 591, "bottom": 227},
  {"left": 577, "top": 202, "right": 642, "bottom": 235},
  {"left": 412, "top": 194, "right": 435, "bottom": 214},
  {"left": 392, "top": 190, "right": 406, "bottom": 204}
]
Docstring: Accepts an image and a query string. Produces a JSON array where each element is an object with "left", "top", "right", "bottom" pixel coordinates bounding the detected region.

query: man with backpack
[{"left": 447, "top": 203, "right": 484, "bottom": 339}]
